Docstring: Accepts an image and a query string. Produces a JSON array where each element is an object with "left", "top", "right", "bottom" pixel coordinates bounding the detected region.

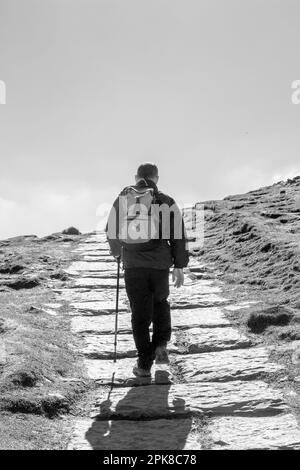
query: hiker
[{"left": 106, "top": 163, "right": 189, "bottom": 378}]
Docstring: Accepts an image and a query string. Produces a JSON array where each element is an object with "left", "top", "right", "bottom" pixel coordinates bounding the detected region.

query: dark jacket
[{"left": 106, "top": 179, "right": 189, "bottom": 270}]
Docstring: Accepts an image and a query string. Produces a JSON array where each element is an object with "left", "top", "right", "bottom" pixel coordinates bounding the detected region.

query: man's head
[{"left": 135, "top": 162, "right": 159, "bottom": 184}]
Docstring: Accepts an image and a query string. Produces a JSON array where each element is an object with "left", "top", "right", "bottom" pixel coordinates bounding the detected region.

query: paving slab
[
  {"left": 84, "top": 234, "right": 107, "bottom": 243},
  {"left": 62, "top": 289, "right": 128, "bottom": 305},
  {"left": 68, "top": 418, "right": 201, "bottom": 450},
  {"left": 70, "top": 301, "right": 128, "bottom": 315},
  {"left": 169, "top": 281, "right": 229, "bottom": 308},
  {"left": 71, "top": 277, "right": 125, "bottom": 289},
  {"left": 80, "top": 334, "right": 179, "bottom": 359},
  {"left": 83, "top": 358, "right": 173, "bottom": 384},
  {"left": 72, "top": 314, "right": 132, "bottom": 335},
  {"left": 171, "top": 307, "right": 230, "bottom": 329},
  {"left": 83, "top": 256, "right": 114, "bottom": 262},
  {"left": 173, "top": 326, "right": 252, "bottom": 353},
  {"left": 209, "top": 414, "right": 300, "bottom": 450},
  {"left": 65, "top": 261, "right": 116, "bottom": 275},
  {"left": 90, "top": 381, "right": 287, "bottom": 419},
  {"left": 173, "top": 347, "right": 283, "bottom": 382},
  {"left": 170, "top": 288, "right": 228, "bottom": 308},
  {"left": 71, "top": 271, "right": 122, "bottom": 278},
  {"left": 71, "top": 307, "right": 230, "bottom": 335},
  {"left": 74, "top": 245, "right": 109, "bottom": 252}
]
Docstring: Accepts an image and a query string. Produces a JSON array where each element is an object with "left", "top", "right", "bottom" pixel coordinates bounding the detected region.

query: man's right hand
[{"left": 172, "top": 268, "right": 184, "bottom": 288}]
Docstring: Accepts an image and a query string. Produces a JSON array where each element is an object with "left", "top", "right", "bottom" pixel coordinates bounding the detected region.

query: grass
[
  {"left": 0, "top": 233, "right": 89, "bottom": 448},
  {"left": 246, "top": 306, "right": 294, "bottom": 334},
  {"left": 0, "top": 412, "right": 71, "bottom": 450}
]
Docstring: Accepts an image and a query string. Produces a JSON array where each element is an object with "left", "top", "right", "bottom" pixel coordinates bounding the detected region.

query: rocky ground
[{"left": 0, "top": 177, "right": 300, "bottom": 450}]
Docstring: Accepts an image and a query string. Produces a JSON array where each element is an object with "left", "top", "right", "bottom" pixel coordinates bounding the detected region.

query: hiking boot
[
  {"left": 132, "top": 363, "right": 151, "bottom": 378},
  {"left": 155, "top": 345, "right": 169, "bottom": 364}
]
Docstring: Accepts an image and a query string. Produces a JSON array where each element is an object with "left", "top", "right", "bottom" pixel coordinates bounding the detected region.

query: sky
[{"left": 1, "top": 0, "right": 300, "bottom": 239}]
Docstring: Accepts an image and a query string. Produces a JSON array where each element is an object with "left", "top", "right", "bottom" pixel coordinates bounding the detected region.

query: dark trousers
[{"left": 124, "top": 268, "right": 171, "bottom": 370}]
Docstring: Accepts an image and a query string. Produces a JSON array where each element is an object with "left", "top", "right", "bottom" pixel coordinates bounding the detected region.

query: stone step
[
  {"left": 64, "top": 261, "right": 116, "bottom": 275},
  {"left": 83, "top": 240, "right": 108, "bottom": 246},
  {"left": 208, "top": 414, "right": 300, "bottom": 450},
  {"left": 169, "top": 283, "right": 227, "bottom": 308},
  {"left": 83, "top": 256, "right": 114, "bottom": 262},
  {"left": 90, "top": 381, "right": 287, "bottom": 419},
  {"left": 173, "top": 326, "right": 252, "bottom": 353},
  {"left": 75, "top": 245, "right": 109, "bottom": 252},
  {"left": 171, "top": 308, "right": 230, "bottom": 328},
  {"left": 79, "top": 334, "right": 179, "bottom": 360},
  {"left": 80, "top": 328, "right": 253, "bottom": 361},
  {"left": 68, "top": 417, "right": 201, "bottom": 450},
  {"left": 70, "top": 271, "right": 123, "bottom": 279},
  {"left": 68, "top": 413, "right": 300, "bottom": 450},
  {"left": 84, "top": 358, "right": 172, "bottom": 384},
  {"left": 170, "top": 283, "right": 229, "bottom": 307},
  {"left": 171, "top": 300, "right": 229, "bottom": 309},
  {"left": 84, "top": 235, "right": 107, "bottom": 244},
  {"left": 71, "top": 277, "right": 125, "bottom": 289},
  {"left": 70, "top": 301, "right": 128, "bottom": 315},
  {"left": 66, "top": 291, "right": 229, "bottom": 312},
  {"left": 68, "top": 279, "right": 222, "bottom": 298},
  {"left": 83, "top": 346, "right": 281, "bottom": 384},
  {"left": 61, "top": 289, "right": 128, "bottom": 305},
  {"left": 173, "top": 347, "right": 283, "bottom": 383},
  {"left": 68, "top": 417, "right": 202, "bottom": 450},
  {"left": 60, "top": 289, "right": 129, "bottom": 306},
  {"left": 71, "top": 307, "right": 230, "bottom": 335}
]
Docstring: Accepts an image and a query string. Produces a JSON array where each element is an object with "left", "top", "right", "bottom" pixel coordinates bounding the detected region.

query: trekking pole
[{"left": 113, "top": 256, "right": 121, "bottom": 363}]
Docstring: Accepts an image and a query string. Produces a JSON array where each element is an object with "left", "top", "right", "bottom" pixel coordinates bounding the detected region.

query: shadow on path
[{"left": 85, "top": 372, "right": 193, "bottom": 450}]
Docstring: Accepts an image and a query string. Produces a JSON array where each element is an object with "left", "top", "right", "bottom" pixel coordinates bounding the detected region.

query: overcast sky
[{"left": 1, "top": 0, "right": 300, "bottom": 239}]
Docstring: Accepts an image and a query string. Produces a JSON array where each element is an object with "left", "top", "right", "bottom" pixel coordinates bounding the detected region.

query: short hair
[{"left": 137, "top": 163, "right": 158, "bottom": 179}]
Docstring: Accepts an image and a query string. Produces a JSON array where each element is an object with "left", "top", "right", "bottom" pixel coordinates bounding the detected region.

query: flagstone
[
  {"left": 173, "top": 347, "right": 283, "bottom": 383},
  {"left": 68, "top": 418, "right": 201, "bottom": 450},
  {"left": 70, "top": 301, "right": 128, "bottom": 315},
  {"left": 83, "top": 358, "right": 172, "bottom": 385},
  {"left": 83, "top": 256, "right": 114, "bottom": 262},
  {"left": 64, "top": 261, "right": 116, "bottom": 274},
  {"left": 173, "top": 326, "right": 252, "bottom": 353},
  {"left": 71, "top": 307, "right": 230, "bottom": 335},
  {"left": 80, "top": 334, "right": 178, "bottom": 360},
  {"left": 62, "top": 289, "right": 128, "bottom": 305},
  {"left": 71, "top": 277, "right": 125, "bottom": 289},
  {"left": 74, "top": 245, "right": 109, "bottom": 252},
  {"left": 171, "top": 308, "right": 230, "bottom": 328},
  {"left": 90, "top": 381, "right": 287, "bottom": 419},
  {"left": 209, "top": 414, "right": 300, "bottom": 450}
]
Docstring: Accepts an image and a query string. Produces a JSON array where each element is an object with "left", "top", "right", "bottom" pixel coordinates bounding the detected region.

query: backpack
[{"left": 118, "top": 185, "right": 160, "bottom": 250}]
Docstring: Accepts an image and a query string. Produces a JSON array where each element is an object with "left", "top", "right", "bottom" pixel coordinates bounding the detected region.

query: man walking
[{"left": 106, "top": 163, "right": 189, "bottom": 377}]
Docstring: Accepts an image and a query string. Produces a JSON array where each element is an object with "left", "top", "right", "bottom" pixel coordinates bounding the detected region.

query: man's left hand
[{"left": 172, "top": 268, "right": 184, "bottom": 288}]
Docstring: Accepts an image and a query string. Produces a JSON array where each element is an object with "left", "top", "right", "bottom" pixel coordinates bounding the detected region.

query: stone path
[{"left": 64, "top": 232, "right": 300, "bottom": 450}]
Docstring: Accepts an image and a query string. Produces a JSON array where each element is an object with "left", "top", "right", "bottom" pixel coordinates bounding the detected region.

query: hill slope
[{"left": 196, "top": 176, "right": 300, "bottom": 309}]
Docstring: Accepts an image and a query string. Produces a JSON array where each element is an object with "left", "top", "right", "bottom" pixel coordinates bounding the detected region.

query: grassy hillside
[
  {"left": 200, "top": 176, "right": 299, "bottom": 303},
  {"left": 0, "top": 232, "right": 87, "bottom": 449},
  {"left": 191, "top": 176, "right": 300, "bottom": 341}
]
